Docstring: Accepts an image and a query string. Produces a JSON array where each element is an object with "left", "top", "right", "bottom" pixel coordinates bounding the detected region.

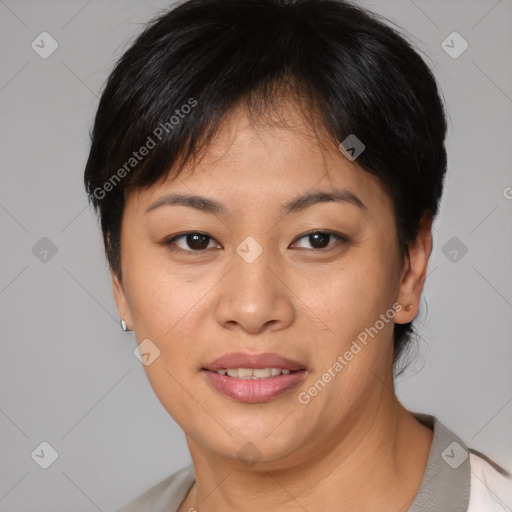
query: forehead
[{"left": 126, "top": 102, "right": 392, "bottom": 216}]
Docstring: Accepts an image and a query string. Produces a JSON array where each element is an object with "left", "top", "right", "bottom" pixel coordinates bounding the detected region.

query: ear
[
  {"left": 111, "top": 271, "right": 133, "bottom": 331},
  {"left": 394, "top": 212, "right": 433, "bottom": 324}
]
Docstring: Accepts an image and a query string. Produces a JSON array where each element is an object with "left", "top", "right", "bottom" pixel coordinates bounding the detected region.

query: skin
[{"left": 112, "top": 100, "right": 434, "bottom": 512}]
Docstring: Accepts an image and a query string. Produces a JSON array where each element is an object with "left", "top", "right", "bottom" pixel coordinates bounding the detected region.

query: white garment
[{"left": 467, "top": 452, "right": 512, "bottom": 511}]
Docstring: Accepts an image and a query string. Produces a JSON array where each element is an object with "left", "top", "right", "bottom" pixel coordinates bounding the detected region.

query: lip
[
  {"left": 203, "top": 352, "right": 306, "bottom": 372},
  {"left": 203, "top": 370, "right": 307, "bottom": 403},
  {"left": 202, "top": 352, "right": 307, "bottom": 403}
]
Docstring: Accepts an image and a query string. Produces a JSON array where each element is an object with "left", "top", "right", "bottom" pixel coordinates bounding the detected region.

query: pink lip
[
  {"left": 203, "top": 352, "right": 306, "bottom": 372},
  {"left": 202, "top": 352, "right": 307, "bottom": 403},
  {"left": 203, "top": 370, "right": 307, "bottom": 403}
]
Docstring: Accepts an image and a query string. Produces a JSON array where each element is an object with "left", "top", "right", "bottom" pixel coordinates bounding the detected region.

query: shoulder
[
  {"left": 467, "top": 450, "right": 512, "bottom": 511},
  {"left": 408, "top": 411, "right": 511, "bottom": 512},
  {"left": 115, "top": 464, "right": 196, "bottom": 512}
]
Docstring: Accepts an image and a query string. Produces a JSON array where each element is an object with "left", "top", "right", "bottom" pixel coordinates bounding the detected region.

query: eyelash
[{"left": 162, "top": 230, "right": 350, "bottom": 254}]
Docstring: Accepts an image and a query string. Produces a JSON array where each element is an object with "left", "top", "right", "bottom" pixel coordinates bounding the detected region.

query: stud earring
[
  {"left": 405, "top": 304, "right": 412, "bottom": 312},
  {"left": 120, "top": 318, "right": 129, "bottom": 331}
]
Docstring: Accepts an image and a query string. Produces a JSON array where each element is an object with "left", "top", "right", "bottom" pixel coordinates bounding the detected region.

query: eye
[
  {"left": 290, "top": 230, "right": 349, "bottom": 251},
  {"left": 162, "top": 230, "right": 349, "bottom": 253},
  {"left": 163, "top": 232, "right": 221, "bottom": 252}
]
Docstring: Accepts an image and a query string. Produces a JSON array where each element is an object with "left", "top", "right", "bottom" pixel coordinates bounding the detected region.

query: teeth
[
  {"left": 253, "top": 368, "right": 271, "bottom": 378},
  {"left": 218, "top": 368, "right": 295, "bottom": 379}
]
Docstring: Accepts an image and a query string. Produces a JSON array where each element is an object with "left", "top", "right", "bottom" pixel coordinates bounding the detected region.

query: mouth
[{"left": 202, "top": 352, "right": 307, "bottom": 403}]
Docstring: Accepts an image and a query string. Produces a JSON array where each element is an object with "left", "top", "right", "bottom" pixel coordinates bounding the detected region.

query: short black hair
[{"left": 84, "top": 0, "right": 447, "bottom": 370}]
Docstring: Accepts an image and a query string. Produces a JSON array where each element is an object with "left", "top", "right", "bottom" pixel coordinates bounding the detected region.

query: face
[{"left": 112, "top": 102, "right": 430, "bottom": 469}]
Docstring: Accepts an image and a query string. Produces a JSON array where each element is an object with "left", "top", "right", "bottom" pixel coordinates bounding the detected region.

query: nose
[{"left": 215, "top": 240, "right": 295, "bottom": 335}]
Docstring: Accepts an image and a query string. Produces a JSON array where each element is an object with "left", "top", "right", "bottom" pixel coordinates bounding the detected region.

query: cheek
[
  {"left": 309, "top": 245, "right": 400, "bottom": 344},
  {"left": 124, "top": 261, "right": 214, "bottom": 428},
  {"left": 298, "top": 258, "right": 399, "bottom": 418},
  {"left": 123, "top": 241, "right": 219, "bottom": 339}
]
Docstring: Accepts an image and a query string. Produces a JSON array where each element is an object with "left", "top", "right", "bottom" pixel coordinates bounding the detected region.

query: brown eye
[
  {"left": 307, "top": 232, "right": 330, "bottom": 249},
  {"left": 164, "top": 232, "right": 221, "bottom": 252},
  {"left": 292, "top": 231, "right": 349, "bottom": 251}
]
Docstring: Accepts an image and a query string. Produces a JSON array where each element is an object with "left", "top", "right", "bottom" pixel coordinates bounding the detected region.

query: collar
[{"left": 408, "top": 412, "right": 470, "bottom": 511}]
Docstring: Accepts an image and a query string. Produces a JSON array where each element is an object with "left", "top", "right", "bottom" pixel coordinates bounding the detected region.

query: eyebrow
[
  {"left": 144, "top": 187, "right": 366, "bottom": 215},
  {"left": 281, "top": 187, "right": 366, "bottom": 215},
  {"left": 145, "top": 193, "right": 228, "bottom": 215}
]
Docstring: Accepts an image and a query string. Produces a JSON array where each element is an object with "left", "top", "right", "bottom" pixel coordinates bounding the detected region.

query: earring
[
  {"left": 405, "top": 304, "right": 412, "bottom": 312},
  {"left": 120, "top": 318, "right": 129, "bottom": 331}
]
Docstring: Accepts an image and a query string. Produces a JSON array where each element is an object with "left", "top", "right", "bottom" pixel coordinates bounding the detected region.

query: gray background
[{"left": 1, "top": 0, "right": 511, "bottom": 510}]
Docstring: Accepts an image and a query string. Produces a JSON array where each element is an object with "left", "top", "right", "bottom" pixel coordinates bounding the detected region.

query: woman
[{"left": 84, "top": 0, "right": 511, "bottom": 510}]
